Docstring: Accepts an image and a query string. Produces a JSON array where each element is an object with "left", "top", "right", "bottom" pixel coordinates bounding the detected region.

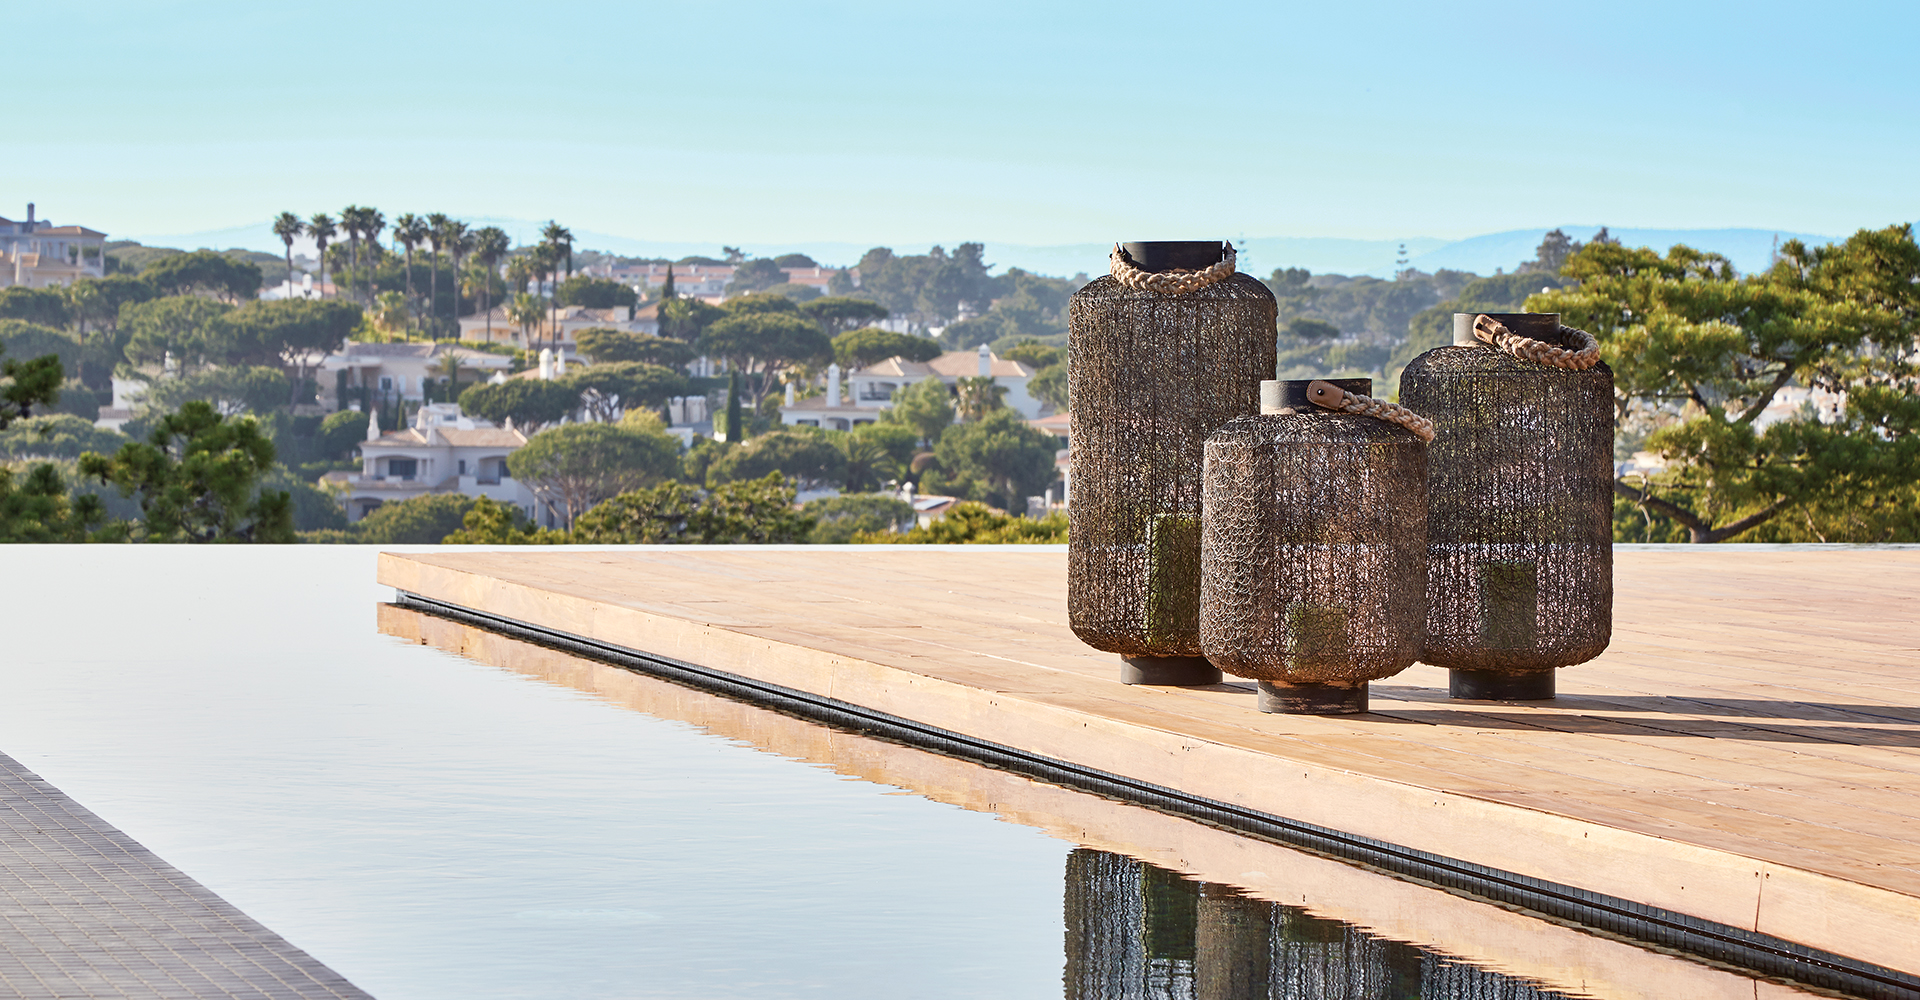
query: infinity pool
[{"left": 0, "top": 547, "right": 1820, "bottom": 999}]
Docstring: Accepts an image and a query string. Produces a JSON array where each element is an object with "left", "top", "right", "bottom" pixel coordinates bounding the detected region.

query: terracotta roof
[
  {"left": 855, "top": 351, "right": 1033, "bottom": 379},
  {"left": 341, "top": 342, "right": 434, "bottom": 358},
  {"left": 365, "top": 429, "right": 429, "bottom": 446},
  {"left": 1029, "top": 412, "right": 1070, "bottom": 433},
  {"left": 436, "top": 428, "right": 528, "bottom": 447},
  {"left": 31, "top": 226, "right": 106, "bottom": 238}
]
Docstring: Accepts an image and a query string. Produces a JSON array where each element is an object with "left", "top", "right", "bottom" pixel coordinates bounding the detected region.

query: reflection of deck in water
[
  {"left": 385, "top": 602, "right": 1833, "bottom": 999},
  {"left": 378, "top": 547, "right": 1920, "bottom": 997}
]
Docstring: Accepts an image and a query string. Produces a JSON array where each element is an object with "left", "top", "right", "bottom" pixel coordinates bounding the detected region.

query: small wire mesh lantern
[
  {"left": 1199, "top": 379, "right": 1432, "bottom": 714},
  {"left": 1068, "top": 241, "right": 1278, "bottom": 686},
  {"left": 1397, "top": 313, "right": 1614, "bottom": 700}
]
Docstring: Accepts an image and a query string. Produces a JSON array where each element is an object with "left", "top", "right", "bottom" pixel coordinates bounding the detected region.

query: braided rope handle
[
  {"left": 1306, "top": 380, "right": 1436, "bottom": 443},
  {"left": 1109, "top": 243, "right": 1237, "bottom": 295},
  {"left": 1472, "top": 314, "right": 1601, "bottom": 370}
]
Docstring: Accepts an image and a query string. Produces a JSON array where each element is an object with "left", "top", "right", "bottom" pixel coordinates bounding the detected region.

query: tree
[
  {"left": 929, "top": 408, "right": 1057, "bottom": 511},
  {"left": 457, "top": 378, "right": 579, "bottom": 432},
  {"left": 726, "top": 257, "right": 786, "bottom": 295},
  {"left": 851, "top": 421, "right": 918, "bottom": 471},
  {"left": 79, "top": 400, "right": 294, "bottom": 542},
  {"left": 1285, "top": 317, "right": 1341, "bottom": 341},
  {"left": 472, "top": 227, "right": 512, "bottom": 342},
  {"left": 881, "top": 376, "right": 955, "bottom": 446},
  {"left": 0, "top": 463, "right": 111, "bottom": 542},
  {"left": 855, "top": 500, "right": 1066, "bottom": 544},
  {"left": 1539, "top": 225, "right": 1920, "bottom": 543},
  {"left": 565, "top": 362, "right": 689, "bottom": 423},
  {"left": 1029, "top": 363, "right": 1067, "bottom": 411},
  {"left": 801, "top": 296, "right": 890, "bottom": 335},
  {"left": 723, "top": 369, "right": 745, "bottom": 442},
  {"left": 1002, "top": 339, "right": 1063, "bottom": 369},
  {"left": 1527, "top": 229, "right": 1581, "bottom": 275},
  {"left": 142, "top": 366, "right": 290, "bottom": 416},
  {"left": 316, "top": 408, "right": 370, "bottom": 460},
  {"left": 575, "top": 328, "right": 696, "bottom": 368},
  {"left": 805, "top": 493, "right": 913, "bottom": 543},
  {"left": 541, "top": 222, "right": 574, "bottom": 351},
  {"left": 349, "top": 493, "right": 479, "bottom": 543},
  {"left": 123, "top": 297, "right": 235, "bottom": 371},
  {"left": 555, "top": 276, "right": 639, "bottom": 309},
  {"left": 423, "top": 212, "right": 451, "bottom": 328},
  {"left": 221, "top": 298, "right": 361, "bottom": 403},
  {"left": 0, "top": 287, "right": 72, "bottom": 327},
  {"left": 307, "top": 213, "right": 336, "bottom": 296},
  {"left": 658, "top": 294, "right": 721, "bottom": 342},
  {"left": 570, "top": 480, "right": 702, "bottom": 542},
  {"left": 508, "top": 291, "right": 545, "bottom": 346},
  {"left": 67, "top": 275, "right": 157, "bottom": 338},
  {"left": 832, "top": 327, "right": 942, "bottom": 370},
  {"left": 697, "top": 307, "right": 831, "bottom": 406},
  {"left": 141, "top": 250, "right": 262, "bottom": 303},
  {"left": 442, "top": 220, "right": 472, "bottom": 329},
  {"left": 690, "top": 473, "right": 813, "bottom": 542},
  {"left": 393, "top": 213, "right": 427, "bottom": 326},
  {"left": 836, "top": 432, "right": 900, "bottom": 492},
  {"left": 706, "top": 428, "right": 845, "bottom": 490},
  {"left": 954, "top": 376, "right": 1008, "bottom": 421},
  {"left": 272, "top": 212, "right": 306, "bottom": 297},
  {"left": 0, "top": 414, "right": 127, "bottom": 460},
  {"left": 507, "top": 421, "right": 681, "bottom": 528},
  {"left": 442, "top": 495, "right": 568, "bottom": 544},
  {"left": 1, "top": 340, "right": 65, "bottom": 431}
]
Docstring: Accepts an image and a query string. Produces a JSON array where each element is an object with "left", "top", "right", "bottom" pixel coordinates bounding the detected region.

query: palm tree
[
  {"left": 307, "top": 213, "right": 336, "bottom": 297},
  {"left": 393, "top": 213, "right": 427, "bottom": 327},
  {"left": 423, "top": 213, "right": 450, "bottom": 332},
  {"left": 541, "top": 220, "right": 575, "bottom": 280},
  {"left": 443, "top": 221, "right": 472, "bottom": 338},
  {"left": 508, "top": 292, "right": 544, "bottom": 348},
  {"left": 361, "top": 208, "right": 386, "bottom": 306},
  {"left": 338, "top": 205, "right": 367, "bottom": 299},
  {"left": 471, "top": 226, "right": 511, "bottom": 343},
  {"left": 271, "top": 213, "right": 305, "bottom": 297},
  {"left": 530, "top": 242, "right": 561, "bottom": 356}
]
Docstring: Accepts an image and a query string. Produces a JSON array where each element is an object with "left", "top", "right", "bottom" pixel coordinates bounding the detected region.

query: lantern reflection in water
[{"left": 1063, "top": 849, "right": 1582, "bottom": 1000}]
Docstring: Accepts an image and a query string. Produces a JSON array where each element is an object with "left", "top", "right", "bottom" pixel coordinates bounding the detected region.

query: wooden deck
[{"left": 377, "top": 546, "right": 1920, "bottom": 983}]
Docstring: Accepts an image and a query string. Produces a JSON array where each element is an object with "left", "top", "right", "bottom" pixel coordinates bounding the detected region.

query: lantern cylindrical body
[
  {"left": 1198, "top": 380, "right": 1428, "bottom": 714},
  {"left": 1068, "top": 243, "right": 1277, "bottom": 681},
  {"left": 1397, "top": 313, "right": 1614, "bottom": 699}
]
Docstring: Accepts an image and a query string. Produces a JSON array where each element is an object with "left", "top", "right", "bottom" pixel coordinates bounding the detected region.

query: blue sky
[{"left": 10, "top": 0, "right": 1916, "bottom": 250}]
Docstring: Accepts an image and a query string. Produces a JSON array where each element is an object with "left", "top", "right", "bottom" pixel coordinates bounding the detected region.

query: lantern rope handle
[
  {"left": 1472, "top": 314, "right": 1602, "bottom": 370},
  {"left": 1109, "top": 243, "right": 1237, "bottom": 295},
  {"left": 1306, "top": 380, "right": 1437, "bottom": 443}
]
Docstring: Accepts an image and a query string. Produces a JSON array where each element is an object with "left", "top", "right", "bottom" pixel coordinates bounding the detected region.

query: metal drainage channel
[{"left": 395, "top": 592, "right": 1919, "bottom": 1000}]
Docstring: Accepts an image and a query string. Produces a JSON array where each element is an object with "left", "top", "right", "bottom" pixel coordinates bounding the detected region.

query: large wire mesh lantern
[
  {"left": 1397, "top": 313, "right": 1614, "bottom": 700},
  {"left": 1068, "top": 241, "right": 1278, "bottom": 686},
  {"left": 1199, "top": 379, "right": 1432, "bottom": 714}
]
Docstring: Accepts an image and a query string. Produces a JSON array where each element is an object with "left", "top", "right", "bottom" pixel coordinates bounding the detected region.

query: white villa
[
  {"left": 1, "top": 205, "right": 106, "bottom": 289},
  {"left": 780, "top": 345, "right": 1044, "bottom": 431},
  {"left": 456, "top": 303, "right": 657, "bottom": 349},
  {"left": 318, "top": 342, "right": 513, "bottom": 411},
  {"left": 332, "top": 403, "right": 536, "bottom": 523}
]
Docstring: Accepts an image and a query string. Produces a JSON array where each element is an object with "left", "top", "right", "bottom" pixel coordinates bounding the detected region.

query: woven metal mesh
[
  {"left": 1067, "top": 272, "right": 1277, "bottom": 658},
  {"left": 1398, "top": 329, "right": 1614, "bottom": 675},
  {"left": 1198, "top": 408, "right": 1428, "bottom": 683}
]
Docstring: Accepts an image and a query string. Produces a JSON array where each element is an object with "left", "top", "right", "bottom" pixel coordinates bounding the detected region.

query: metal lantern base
[
  {"left": 1256, "top": 680, "right": 1369, "bottom": 715},
  {"left": 1120, "top": 656, "right": 1223, "bottom": 686},
  {"left": 1449, "top": 669, "right": 1556, "bottom": 701}
]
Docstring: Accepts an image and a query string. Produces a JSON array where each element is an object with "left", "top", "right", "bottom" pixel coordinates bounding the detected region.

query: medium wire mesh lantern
[
  {"left": 1068, "top": 241, "right": 1278, "bottom": 685},
  {"left": 1397, "top": 313, "right": 1614, "bottom": 700},
  {"left": 1199, "top": 379, "right": 1432, "bottom": 714}
]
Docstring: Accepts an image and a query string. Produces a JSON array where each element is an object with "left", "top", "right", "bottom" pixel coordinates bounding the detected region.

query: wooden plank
[{"left": 377, "top": 547, "right": 1920, "bottom": 978}]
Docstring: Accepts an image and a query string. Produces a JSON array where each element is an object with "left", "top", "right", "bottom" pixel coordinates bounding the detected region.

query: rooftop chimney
[
  {"left": 977, "top": 343, "right": 991, "bottom": 377},
  {"left": 827, "top": 363, "right": 842, "bottom": 408},
  {"left": 24, "top": 204, "right": 34, "bottom": 232}
]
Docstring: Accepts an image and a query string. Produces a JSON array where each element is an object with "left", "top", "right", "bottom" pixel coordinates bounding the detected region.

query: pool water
[{"left": 0, "top": 547, "right": 1820, "bottom": 999}]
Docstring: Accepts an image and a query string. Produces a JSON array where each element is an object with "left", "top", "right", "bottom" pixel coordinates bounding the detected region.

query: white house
[
  {"left": 318, "top": 342, "right": 513, "bottom": 411},
  {"left": 455, "top": 303, "right": 657, "bottom": 347},
  {"left": 1, "top": 204, "right": 106, "bottom": 289},
  {"left": 333, "top": 403, "right": 536, "bottom": 523},
  {"left": 782, "top": 345, "right": 1044, "bottom": 430}
]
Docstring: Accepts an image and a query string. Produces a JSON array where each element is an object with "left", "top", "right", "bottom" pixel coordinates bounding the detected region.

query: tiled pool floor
[{"left": 0, "top": 752, "right": 369, "bottom": 1000}]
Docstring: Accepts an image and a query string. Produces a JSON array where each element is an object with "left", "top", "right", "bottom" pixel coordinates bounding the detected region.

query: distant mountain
[{"left": 120, "top": 219, "right": 1841, "bottom": 282}]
